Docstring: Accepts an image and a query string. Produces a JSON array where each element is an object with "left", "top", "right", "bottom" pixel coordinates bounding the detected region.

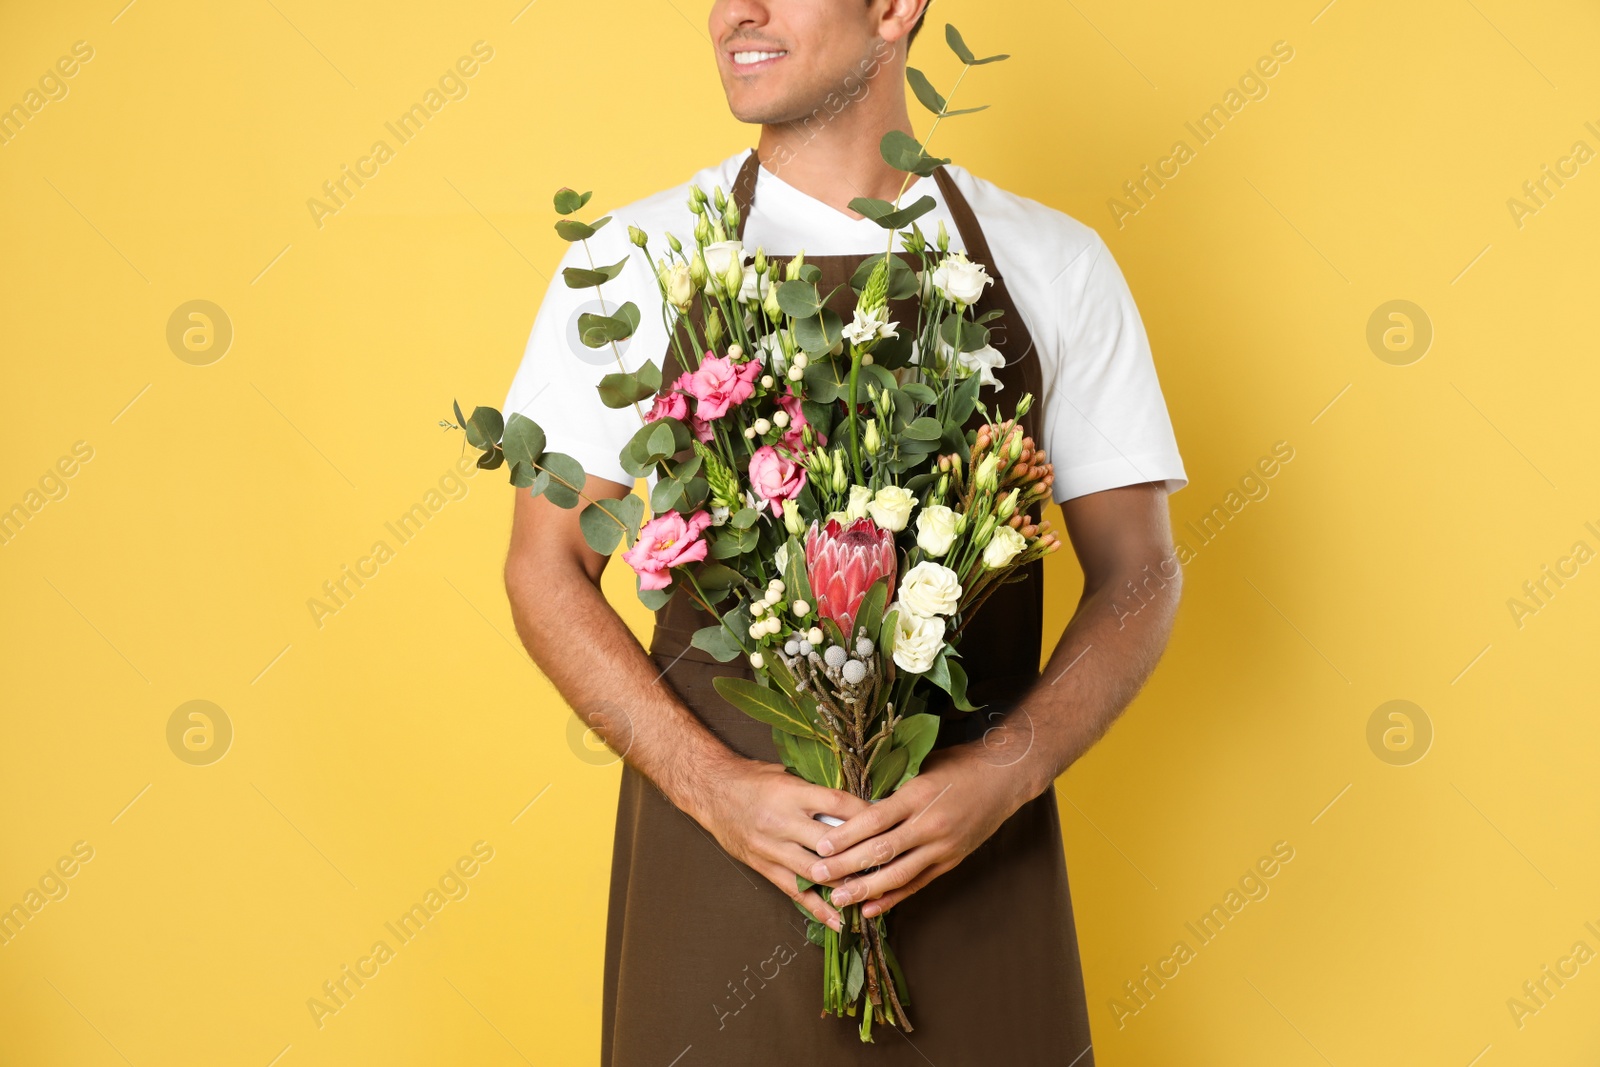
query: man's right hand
[{"left": 686, "top": 755, "right": 871, "bottom": 932}]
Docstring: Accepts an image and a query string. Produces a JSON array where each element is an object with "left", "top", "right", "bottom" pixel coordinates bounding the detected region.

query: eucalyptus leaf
[
  {"left": 535, "top": 452, "right": 586, "bottom": 508},
  {"left": 553, "top": 187, "right": 592, "bottom": 215},
  {"left": 794, "top": 308, "right": 845, "bottom": 355},
  {"left": 945, "top": 24, "right": 1009, "bottom": 65},
  {"left": 464, "top": 406, "right": 504, "bottom": 450},
  {"left": 906, "top": 67, "right": 945, "bottom": 115},
  {"left": 562, "top": 256, "right": 628, "bottom": 289},
  {"left": 902, "top": 415, "right": 943, "bottom": 441},
  {"left": 500, "top": 413, "right": 546, "bottom": 466},
  {"left": 776, "top": 279, "right": 825, "bottom": 319},
  {"left": 578, "top": 495, "right": 644, "bottom": 554},
  {"left": 690, "top": 622, "right": 746, "bottom": 662},
  {"left": 879, "top": 129, "right": 950, "bottom": 178},
  {"left": 848, "top": 194, "right": 938, "bottom": 230}
]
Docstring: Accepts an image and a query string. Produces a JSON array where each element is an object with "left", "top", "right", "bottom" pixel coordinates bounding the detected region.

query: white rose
[
  {"left": 845, "top": 484, "right": 873, "bottom": 522},
  {"left": 867, "top": 485, "right": 915, "bottom": 532},
  {"left": 930, "top": 252, "right": 994, "bottom": 306},
  {"left": 982, "top": 525, "right": 1027, "bottom": 569},
  {"left": 899, "top": 560, "right": 962, "bottom": 617},
  {"left": 915, "top": 504, "right": 958, "bottom": 556},
  {"left": 889, "top": 604, "right": 946, "bottom": 674}
]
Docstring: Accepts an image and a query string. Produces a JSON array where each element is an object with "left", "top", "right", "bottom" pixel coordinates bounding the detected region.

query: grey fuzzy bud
[
  {"left": 797, "top": 640, "right": 813, "bottom": 656},
  {"left": 855, "top": 638, "right": 875, "bottom": 658},
  {"left": 824, "top": 645, "right": 848, "bottom": 668},
  {"left": 841, "top": 660, "right": 867, "bottom": 685},
  {"left": 784, "top": 640, "right": 801, "bottom": 656}
]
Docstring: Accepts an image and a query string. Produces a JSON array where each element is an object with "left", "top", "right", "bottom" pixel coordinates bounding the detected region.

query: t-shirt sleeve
[
  {"left": 501, "top": 221, "right": 667, "bottom": 490},
  {"left": 1040, "top": 234, "right": 1187, "bottom": 503}
]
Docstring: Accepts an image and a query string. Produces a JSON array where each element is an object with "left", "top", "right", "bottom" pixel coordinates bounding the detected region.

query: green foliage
[
  {"left": 597, "top": 360, "right": 662, "bottom": 408},
  {"left": 578, "top": 495, "right": 644, "bottom": 555},
  {"left": 580, "top": 302, "right": 641, "bottom": 348},
  {"left": 946, "top": 24, "right": 1009, "bottom": 66},
  {"left": 713, "top": 677, "right": 818, "bottom": 738},
  {"left": 879, "top": 129, "right": 950, "bottom": 178},
  {"left": 553, "top": 187, "right": 593, "bottom": 215},
  {"left": 563, "top": 257, "right": 629, "bottom": 289},
  {"left": 848, "top": 195, "right": 937, "bottom": 230}
]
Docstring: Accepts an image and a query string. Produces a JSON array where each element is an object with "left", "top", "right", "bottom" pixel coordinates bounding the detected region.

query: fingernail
[
  {"left": 828, "top": 916, "right": 841, "bottom": 931},
  {"left": 810, "top": 862, "right": 829, "bottom": 881},
  {"left": 833, "top": 890, "right": 851, "bottom": 905},
  {"left": 817, "top": 840, "right": 834, "bottom": 857},
  {"left": 862, "top": 903, "right": 878, "bottom": 917}
]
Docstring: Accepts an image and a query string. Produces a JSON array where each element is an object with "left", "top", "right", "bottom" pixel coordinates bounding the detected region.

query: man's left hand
[{"left": 806, "top": 739, "right": 1037, "bottom": 917}]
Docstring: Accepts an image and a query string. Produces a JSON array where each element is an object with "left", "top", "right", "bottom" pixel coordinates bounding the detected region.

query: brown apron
[{"left": 601, "top": 149, "right": 1095, "bottom": 1065}]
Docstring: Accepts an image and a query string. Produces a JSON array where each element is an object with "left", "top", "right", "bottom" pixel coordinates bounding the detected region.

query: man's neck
[{"left": 753, "top": 99, "right": 921, "bottom": 220}]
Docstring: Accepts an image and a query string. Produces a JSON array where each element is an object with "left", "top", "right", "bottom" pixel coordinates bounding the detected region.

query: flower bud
[
  {"left": 694, "top": 216, "right": 711, "bottom": 246},
  {"left": 937, "top": 219, "right": 950, "bottom": 252},
  {"left": 754, "top": 246, "right": 767, "bottom": 274},
  {"left": 713, "top": 186, "right": 727, "bottom": 211},
  {"left": 996, "top": 487, "right": 1019, "bottom": 521},
  {"left": 628, "top": 225, "right": 647, "bottom": 248},
  {"left": 783, "top": 498, "right": 803, "bottom": 536},
  {"left": 975, "top": 453, "right": 1001, "bottom": 492},
  {"left": 689, "top": 252, "right": 708, "bottom": 289},
  {"left": 706, "top": 306, "right": 724, "bottom": 348},
  {"left": 725, "top": 202, "right": 741, "bottom": 233},
  {"left": 763, "top": 280, "right": 783, "bottom": 322},
  {"left": 832, "top": 451, "right": 848, "bottom": 492},
  {"left": 785, "top": 250, "right": 806, "bottom": 281},
  {"left": 863, "top": 419, "right": 881, "bottom": 455},
  {"left": 723, "top": 256, "right": 744, "bottom": 296},
  {"left": 1015, "top": 391, "right": 1034, "bottom": 418}
]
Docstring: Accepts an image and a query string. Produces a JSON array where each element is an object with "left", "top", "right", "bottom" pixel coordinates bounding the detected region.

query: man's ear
[{"left": 876, "top": 0, "right": 929, "bottom": 46}]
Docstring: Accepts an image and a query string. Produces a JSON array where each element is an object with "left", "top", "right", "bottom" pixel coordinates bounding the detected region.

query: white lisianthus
[
  {"left": 888, "top": 604, "right": 946, "bottom": 674},
  {"left": 982, "top": 525, "right": 1027, "bottom": 569},
  {"left": 899, "top": 560, "right": 962, "bottom": 617},
  {"left": 957, "top": 344, "right": 1005, "bottom": 391},
  {"left": 845, "top": 484, "right": 873, "bottom": 522},
  {"left": 739, "top": 264, "right": 762, "bottom": 303},
  {"left": 774, "top": 540, "right": 790, "bottom": 574},
  {"left": 660, "top": 262, "right": 694, "bottom": 311},
  {"left": 703, "top": 240, "right": 744, "bottom": 280},
  {"left": 930, "top": 252, "right": 994, "bottom": 306},
  {"left": 915, "top": 504, "right": 958, "bottom": 556},
  {"left": 866, "top": 485, "right": 915, "bottom": 532},
  {"left": 841, "top": 306, "right": 900, "bottom": 345}
]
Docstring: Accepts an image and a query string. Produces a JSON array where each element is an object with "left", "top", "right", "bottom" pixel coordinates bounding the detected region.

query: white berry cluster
[{"left": 746, "top": 577, "right": 819, "bottom": 669}]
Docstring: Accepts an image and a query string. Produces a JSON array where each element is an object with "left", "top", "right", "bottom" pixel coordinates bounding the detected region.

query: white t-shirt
[{"left": 502, "top": 150, "right": 1187, "bottom": 504}]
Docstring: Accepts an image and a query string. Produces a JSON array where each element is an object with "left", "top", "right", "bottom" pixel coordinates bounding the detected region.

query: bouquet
[{"left": 447, "top": 25, "right": 1058, "bottom": 1041}]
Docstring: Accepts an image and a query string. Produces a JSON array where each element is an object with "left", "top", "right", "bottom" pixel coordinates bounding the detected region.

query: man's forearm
[
  {"left": 506, "top": 557, "right": 739, "bottom": 818},
  {"left": 999, "top": 556, "right": 1182, "bottom": 804}
]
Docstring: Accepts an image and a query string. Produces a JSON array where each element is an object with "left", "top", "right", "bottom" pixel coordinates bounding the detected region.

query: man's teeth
[{"left": 733, "top": 50, "right": 787, "bottom": 66}]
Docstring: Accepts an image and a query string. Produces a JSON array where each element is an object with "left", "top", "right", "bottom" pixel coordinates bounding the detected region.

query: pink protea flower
[
  {"left": 748, "top": 445, "right": 806, "bottom": 517},
  {"left": 623, "top": 510, "right": 713, "bottom": 590},
  {"left": 688, "top": 353, "right": 760, "bottom": 420},
  {"left": 804, "top": 517, "right": 897, "bottom": 636},
  {"left": 776, "top": 392, "right": 824, "bottom": 451}
]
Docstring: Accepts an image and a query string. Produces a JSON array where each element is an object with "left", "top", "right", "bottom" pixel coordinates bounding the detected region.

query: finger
[
  {"left": 756, "top": 856, "right": 844, "bottom": 930},
  {"left": 860, "top": 862, "right": 949, "bottom": 917},
  {"left": 830, "top": 848, "right": 935, "bottom": 907},
  {"left": 814, "top": 793, "right": 912, "bottom": 858},
  {"left": 794, "top": 782, "right": 872, "bottom": 824},
  {"left": 805, "top": 824, "right": 915, "bottom": 883}
]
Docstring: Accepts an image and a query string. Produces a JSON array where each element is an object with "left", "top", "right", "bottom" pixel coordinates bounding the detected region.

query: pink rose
[
  {"left": 644, "top": 390, "right": 687, "bottom": 424},
  {"left": 688, "top": 354, "right": 760, "bottom": 420},
  {"left": 622, "top": 510, "right": 713, "bottom": 590},
  {"left": 776, "top": 392, "right": 824, "bottom": 451},
  {"left": 747, "top": 445, "right": 806, "bottom": 517}
]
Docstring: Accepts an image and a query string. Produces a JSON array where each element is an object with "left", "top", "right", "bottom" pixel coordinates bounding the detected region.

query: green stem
[{"left": 846, "top": 349, "right": 865, "bottom": 483}]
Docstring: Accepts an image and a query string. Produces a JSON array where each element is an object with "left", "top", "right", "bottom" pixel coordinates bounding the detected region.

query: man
[{"left": 502, "top": 1, "right": 1186, "bottom": 1062}]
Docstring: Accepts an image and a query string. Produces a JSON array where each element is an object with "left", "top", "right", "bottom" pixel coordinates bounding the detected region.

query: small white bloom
[
  {"left": 899, "top": 560, "right": 962, "bottom": 617},
  {"left": 841, "top": 306, "right": 901, "bottom": 346},
  {"left": 983, "top": 525, "right": 1027, "bottom": 569},
  {"left": 930, "top": 251, "right": 994, "bottom": 306},
  {"left": 660, "top": 262, "right": 694, "bottom": 311},
  {"left": 867, "top": 485, "right": 916, "bottom": 532},
  {"left": 915, "top": 504, "right": 958, "bottom": 556},
  {"left": 710, "top": 503, "right": 732, "bottom": 527},
  {"left": 888, "top": 604, "right": 946, "bottom": 674}
]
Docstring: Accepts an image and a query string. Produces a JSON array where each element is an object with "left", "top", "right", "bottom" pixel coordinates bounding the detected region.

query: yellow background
[{"left": 3, "top": 0, "right": 1596, "bottom": 1063}]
